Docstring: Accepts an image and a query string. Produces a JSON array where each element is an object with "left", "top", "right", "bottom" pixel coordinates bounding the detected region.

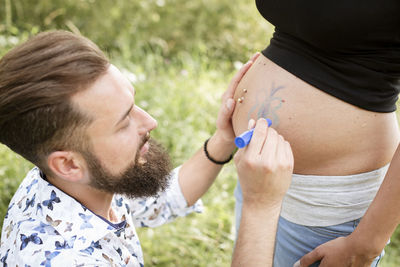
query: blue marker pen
[{"left": 234, "top": 118, "right": 272, "bottom": 148}]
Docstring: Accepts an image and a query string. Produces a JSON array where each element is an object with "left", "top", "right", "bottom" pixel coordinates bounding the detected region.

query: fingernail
[
  {"left": 226, "top": 98, "right": 234, "bottom": 110},
  {"left": 247, "top": 119, "right": 255, "bottom": 129},
  {"left": 293, "top": 260, "right": 300, "bottom": 267}
]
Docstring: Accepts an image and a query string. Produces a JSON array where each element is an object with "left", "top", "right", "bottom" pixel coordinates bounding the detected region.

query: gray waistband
[{"left": 280, "top": 164, "right": 389, "bottom": 226}]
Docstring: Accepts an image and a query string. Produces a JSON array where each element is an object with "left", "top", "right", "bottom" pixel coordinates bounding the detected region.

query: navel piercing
[{"left": 237, "top": 89, "right": 247, "bottom": 103}]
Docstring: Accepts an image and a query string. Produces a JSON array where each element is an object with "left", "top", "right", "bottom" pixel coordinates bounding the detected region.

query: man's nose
[{"left": 136, "top": 106, "right": 157, "bottom": 134}]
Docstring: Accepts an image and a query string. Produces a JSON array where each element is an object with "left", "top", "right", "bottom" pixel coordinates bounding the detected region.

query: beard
[{"left": 82, "top": 138, "right": 172, "bottom": 198}]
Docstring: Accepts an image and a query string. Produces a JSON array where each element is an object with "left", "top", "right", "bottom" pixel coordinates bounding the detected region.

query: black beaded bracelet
[{"left": 203, "top": 138, "right": 233, "bottom": 165}]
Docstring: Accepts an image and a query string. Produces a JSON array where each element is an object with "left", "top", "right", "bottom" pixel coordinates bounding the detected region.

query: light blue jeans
[{"left": 234, "top": 182, "right": 385, "bottom": 267}]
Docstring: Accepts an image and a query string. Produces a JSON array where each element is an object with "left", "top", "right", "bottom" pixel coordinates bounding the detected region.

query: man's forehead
[
  {"left": 71, "top": 64, "right": 135, "bottom": 120},
  {"left": 110, "top": 64, "right": 136, "bottom": 93}
]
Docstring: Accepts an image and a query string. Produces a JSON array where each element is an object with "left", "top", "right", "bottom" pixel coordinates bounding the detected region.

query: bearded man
[{"left": 0, "top": 31, "right": 293, "bottom": 266}]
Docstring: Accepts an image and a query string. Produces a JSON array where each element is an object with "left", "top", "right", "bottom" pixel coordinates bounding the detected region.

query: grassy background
[{"left": 0, "top": 0, "right": 399, "bottom": 265}]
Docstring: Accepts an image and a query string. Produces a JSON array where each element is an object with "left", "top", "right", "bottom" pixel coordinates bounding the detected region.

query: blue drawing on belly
[{"left": 247, "top": 83, "right": 285, "bottom": 126}]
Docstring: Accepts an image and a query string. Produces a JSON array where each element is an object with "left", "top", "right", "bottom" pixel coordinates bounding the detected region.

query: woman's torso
[{"left": 232, "top": 54, "right": 400, "bottom": 175}]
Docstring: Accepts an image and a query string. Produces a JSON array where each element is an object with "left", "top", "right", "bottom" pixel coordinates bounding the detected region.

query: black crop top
[{"left": 256, "top": 0, "right": 400, "bottom": 112}]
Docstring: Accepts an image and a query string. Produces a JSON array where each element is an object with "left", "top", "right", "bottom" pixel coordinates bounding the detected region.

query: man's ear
[{"left": 47, "top": 151, "right": 86, "bottom": 183}]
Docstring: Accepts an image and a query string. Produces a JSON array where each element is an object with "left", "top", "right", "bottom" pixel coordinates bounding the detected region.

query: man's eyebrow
[{"left": 116, "top": 103, "right": 134, "bottom": 126}]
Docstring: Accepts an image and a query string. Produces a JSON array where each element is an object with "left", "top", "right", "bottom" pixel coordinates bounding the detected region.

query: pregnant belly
[{"left": 232, "top": 54, "right": 399, "bottom": 175}]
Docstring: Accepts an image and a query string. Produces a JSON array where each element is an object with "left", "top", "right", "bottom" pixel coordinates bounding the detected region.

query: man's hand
[
  {"left": 231, "top": 118, "right": 293, "bottom": 267},
  {"left": 215, "top": 53, "right": 260, "bottom": 144},
  {"left": 294, "top": 236, "right": 377, "bottom": 267},
  {"left": 234, "top": 118, "right": 293, "bottom": 206}
]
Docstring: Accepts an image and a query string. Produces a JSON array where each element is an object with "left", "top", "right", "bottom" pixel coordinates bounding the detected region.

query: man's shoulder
[
  {"left": 1, "top": 167, "right": 43, "bottom": 245},
  {"left": 4, "top": 167, "right": 44, "bottom": 216},
  {"left": 1, "top": 167, "right": 52, "bottom": 235}
]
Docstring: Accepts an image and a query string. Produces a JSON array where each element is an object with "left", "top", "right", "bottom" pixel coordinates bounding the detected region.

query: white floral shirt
[{"left": 0, "top": 167, "right": 202, "bottom": 266}]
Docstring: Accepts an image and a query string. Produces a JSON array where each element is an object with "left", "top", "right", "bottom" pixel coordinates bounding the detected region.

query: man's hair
[{"left": 0, "top": 31, "right": 109, "bottom": 174}]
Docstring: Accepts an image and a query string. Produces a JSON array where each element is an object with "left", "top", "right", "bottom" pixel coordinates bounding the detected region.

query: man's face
[{"left": 71, "top": 64, "right": 171, "bottom": 197}]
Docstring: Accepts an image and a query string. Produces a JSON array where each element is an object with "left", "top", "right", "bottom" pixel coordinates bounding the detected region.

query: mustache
[{"left": 139, "top": 132, "right": 150, "bottom": 150}]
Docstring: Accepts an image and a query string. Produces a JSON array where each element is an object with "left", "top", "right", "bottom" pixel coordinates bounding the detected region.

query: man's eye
[{"left": 121, "top": 118, "right": 130, "bottom": 130}]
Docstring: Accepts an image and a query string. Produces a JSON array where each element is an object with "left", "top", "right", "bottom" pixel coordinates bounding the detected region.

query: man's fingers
[
  {"left": 247, "top": 118, "right": 256, "bottom": 130},
  {"left": 274, "top": 136, "right": 293, "bottom": 170},
  {"left": 260, "top": 126, "right": 279, "bottom": 159},
  {"left": 245, "top": 118, "right": 269, "bottom": 157},
  {"left": 221, "top": 98, "right": 235, "bottom": 118},
  {"left": 250, "top": 52, "right": 260, "bottom": 62},
  {"left": 285, "top": 141, "right": 294, "bottom": 166},
  {"left": 275, "top": 134, "right": 287, "bottom": 164},
  {"left": 216, "top": 98, "right": 235, "bottom": 128},
  {"left": 297, "top": 247, "right": 324, "bottom": 267}
]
